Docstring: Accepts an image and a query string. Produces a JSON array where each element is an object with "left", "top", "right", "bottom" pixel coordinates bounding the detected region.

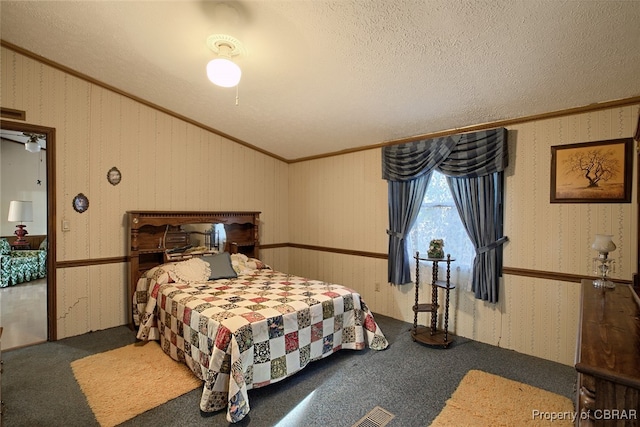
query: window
[{"left": 408, "top": 171, "right": 475, "bottom": 290}]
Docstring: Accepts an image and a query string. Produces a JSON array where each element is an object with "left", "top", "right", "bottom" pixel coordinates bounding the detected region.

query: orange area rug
[
  {"left": 431, "top": 369, "right": 574, "bottom": 426},
  {"left": 71, "top": 342, "right": 201, "bottom": 426}
]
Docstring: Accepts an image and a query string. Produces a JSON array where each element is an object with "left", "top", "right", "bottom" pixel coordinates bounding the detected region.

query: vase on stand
[{"left": 428, "top": 239, "right": 444, "bottom": 258}]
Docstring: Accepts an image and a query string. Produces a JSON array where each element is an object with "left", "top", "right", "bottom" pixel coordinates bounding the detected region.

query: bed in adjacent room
[
  {"left": 0, "top": 237, "right": 47, "bottom": 287},
  {"left": 128, "top": 211, "right": 388, "bottom": 423}
]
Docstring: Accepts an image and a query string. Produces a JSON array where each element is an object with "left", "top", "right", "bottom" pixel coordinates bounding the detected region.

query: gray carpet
[{"left": 1, "top": 314, "right": 576, "bottom": 426}]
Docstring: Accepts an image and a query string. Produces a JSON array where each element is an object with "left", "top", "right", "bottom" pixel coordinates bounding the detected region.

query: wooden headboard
[{"left": 127, "top": 210, "right": 260, "bottom": 328}]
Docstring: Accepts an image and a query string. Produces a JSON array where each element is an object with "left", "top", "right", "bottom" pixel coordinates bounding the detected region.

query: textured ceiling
[{"left": 1, "top": 1, "right": 639, "bottom": 161}]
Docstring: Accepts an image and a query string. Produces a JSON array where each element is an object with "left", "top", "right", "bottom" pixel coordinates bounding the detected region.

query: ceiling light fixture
[
  {"left": 24, "top": 134, "right": 41, "bottom": 153},
  {"left": 206, "top": 34, "right": 244, "bottom": 88}
]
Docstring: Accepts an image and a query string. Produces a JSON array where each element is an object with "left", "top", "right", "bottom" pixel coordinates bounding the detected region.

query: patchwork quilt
[{"left": 135, "top": 257, "right": 388, "bottom": 423}]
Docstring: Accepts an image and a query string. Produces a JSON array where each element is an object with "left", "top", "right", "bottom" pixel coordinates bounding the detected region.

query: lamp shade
[
  {"left": 591, "top": 234, "right": 616, "bottom": 253},
  {"left": 206, "top": 58, "right": 242, "bottom": 88},
  {"left": 8, "top": 200, "right": 33, "bottom": 222}
]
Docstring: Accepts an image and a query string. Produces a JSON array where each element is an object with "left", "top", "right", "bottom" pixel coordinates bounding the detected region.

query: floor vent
[{"left": 352, "top": 406, "right": 395, "bottom": 427}]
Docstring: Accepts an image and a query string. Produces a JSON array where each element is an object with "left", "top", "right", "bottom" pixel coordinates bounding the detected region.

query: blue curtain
[
  {"left": 448, "top": 174, "right": 507, "bottom": 303},
  {"left": 387, "top": 174, "right": 430, "bottom": 284},
  {"left": 382, "top": 135, "right": 460, "bottom": 285},
  {"left": 382, "top": 128, "right": 508, "bottom": 302}
]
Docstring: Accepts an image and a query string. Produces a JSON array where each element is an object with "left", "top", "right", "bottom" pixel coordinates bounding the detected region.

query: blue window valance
[{"left": 382, "top": 128, "right": 508, "bottom": 181}]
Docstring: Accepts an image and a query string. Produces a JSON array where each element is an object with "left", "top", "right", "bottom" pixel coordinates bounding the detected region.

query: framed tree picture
[{"left": 550, "top": 138, "right": 632, "bottom": 203}]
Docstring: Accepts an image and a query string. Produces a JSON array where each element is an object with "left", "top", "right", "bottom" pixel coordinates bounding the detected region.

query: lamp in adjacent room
[
  {"left": 206, "top": 34, "right": 243, "bottom": 88},
  {"left": 7, "top": 200, "right": 33, "bottom": 247},
  {"left": 591, "top": 234, "right": 616, "bottom": 288}
]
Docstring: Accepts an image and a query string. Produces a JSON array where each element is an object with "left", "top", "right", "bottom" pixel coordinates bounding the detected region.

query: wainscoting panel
[
  {"left": 500, "top": 276, "right": 581, "bottom": 365},
  {"left": 260, "top": 247, "right": 290, "bottom": 277},
  {"left": 55, "top": 263, "right": 128, "bottom": 338}
]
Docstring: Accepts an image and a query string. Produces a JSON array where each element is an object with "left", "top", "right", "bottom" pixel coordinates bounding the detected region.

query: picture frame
[
  {"left": 107, "top": 166, "right": 122, "bottom": 186},
  {"left": 73, "top": 193, "right": 89, "bottom": 213},
  {"left": 550, "top": 138, "right": 632, "bottom": 203}
]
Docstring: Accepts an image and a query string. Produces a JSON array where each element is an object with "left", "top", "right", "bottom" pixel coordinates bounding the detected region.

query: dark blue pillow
[{"left": 201, "top": 252, "right": 237, "bottom": 280}]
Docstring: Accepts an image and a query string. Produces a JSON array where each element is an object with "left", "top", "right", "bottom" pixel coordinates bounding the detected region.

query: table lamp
[
  {"left": 7, "top": 200, "right": 33, "bottom": 247},
  {"left": 591, "top": 234, "right": 616, "bottom": 288}
]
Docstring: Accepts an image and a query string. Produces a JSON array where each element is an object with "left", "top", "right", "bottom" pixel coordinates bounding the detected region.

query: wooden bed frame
[{"left": 127, "top": 210, "right": 260, "bottom": 328}]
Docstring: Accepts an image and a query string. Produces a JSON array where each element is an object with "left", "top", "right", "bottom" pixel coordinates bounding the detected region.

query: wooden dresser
[{"left": 575, "top": 279, "right": 640, "bottom": 426}]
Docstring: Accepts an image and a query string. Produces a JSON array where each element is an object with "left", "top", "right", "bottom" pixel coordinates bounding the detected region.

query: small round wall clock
[
  {"left": 107, "top": 166, "right": 122, "bottom": 186},
  {"left": 73, "top": 193, "right": 89, "bottom": 213}
]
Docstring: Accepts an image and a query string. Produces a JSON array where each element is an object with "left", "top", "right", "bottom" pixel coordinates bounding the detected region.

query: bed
[
  {"left": 133, "top": 252, "right": 388, "bottom": 423},
  {"left": 0, "top": 237, "right": 47, "bottom": 287}
]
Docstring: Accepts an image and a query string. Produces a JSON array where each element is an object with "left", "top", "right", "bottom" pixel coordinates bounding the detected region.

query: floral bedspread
[
  {"left": 0, "top": 238, "right": 47, "bottom": 287},
  {"left": 135, "top": 259, "right": 389, "bottom": 423}
]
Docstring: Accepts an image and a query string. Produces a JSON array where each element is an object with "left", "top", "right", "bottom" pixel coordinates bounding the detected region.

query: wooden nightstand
[{"left": 10, "top": 242, "right": 30, "bottom": 250}]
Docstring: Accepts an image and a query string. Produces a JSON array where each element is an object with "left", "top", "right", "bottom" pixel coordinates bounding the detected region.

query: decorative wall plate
[
  {"left": 73, "top": 193, "right": 89, "bottom": 213},
  {"left": 107, "top": 166, "right": 122, "bottom": 185}
]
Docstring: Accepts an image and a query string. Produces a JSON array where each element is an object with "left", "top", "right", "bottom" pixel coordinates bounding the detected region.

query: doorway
[{"left": 0, "top": 119, "right": 56, "bottom": 346}]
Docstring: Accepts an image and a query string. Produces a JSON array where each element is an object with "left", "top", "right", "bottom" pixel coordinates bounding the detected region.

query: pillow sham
[
  {"left": 167, "top": 257, "right": 211, "bottom": 283},
  {"left": 201, "top": 252, "right": 237, "bottom": 280},
  {"left": 231, "top": 253, "right": 269, "bottom": 274}
]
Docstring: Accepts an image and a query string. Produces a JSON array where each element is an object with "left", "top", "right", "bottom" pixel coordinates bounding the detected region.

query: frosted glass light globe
[
  {"left": 25, "top": 140, "right": 41, "bottom": 152},
  {"left": 206, "top": 58, "right": 241, "bottom": 88}
]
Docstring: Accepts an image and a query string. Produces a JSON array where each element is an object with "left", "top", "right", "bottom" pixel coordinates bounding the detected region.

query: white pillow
[{"left": 167, "top": 257, "right": 211, "bottom": 283}]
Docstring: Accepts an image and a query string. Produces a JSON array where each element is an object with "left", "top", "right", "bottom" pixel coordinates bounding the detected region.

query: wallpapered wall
[
  {"left": 288, "top": 106, "right": 638, "bottom": 366},
  {"left": 1, "top": 47, "right": 290, "bottom": 338},
  {"left": 2, "top": 46, "right": 637, "bottom": 366}
]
